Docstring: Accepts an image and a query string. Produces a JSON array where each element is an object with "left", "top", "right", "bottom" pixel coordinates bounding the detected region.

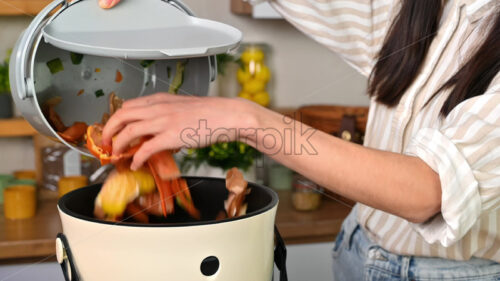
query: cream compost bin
[{"left": 9, "top": 0, "right": 287, "bottom": 280}]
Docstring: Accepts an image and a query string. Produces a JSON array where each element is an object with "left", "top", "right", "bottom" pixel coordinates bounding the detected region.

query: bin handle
[
  {"left": 274, "top": 226, "right": 288, "bottom": 281},
  {"left": 56, "top": 233, "right": 80, "bottom": 281}
]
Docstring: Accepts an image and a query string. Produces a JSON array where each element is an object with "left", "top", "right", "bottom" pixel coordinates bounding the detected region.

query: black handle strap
[
  {"left": 57, "top": 233, "right": 80, "bottom": 281},
  {"left": 274, "top": 226, "right": 288, "bottom": 281}
]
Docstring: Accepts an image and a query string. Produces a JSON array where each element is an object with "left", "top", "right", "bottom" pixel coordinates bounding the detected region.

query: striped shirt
[{"left": 257, "top": 0, "right": 500, "bottom": 261}]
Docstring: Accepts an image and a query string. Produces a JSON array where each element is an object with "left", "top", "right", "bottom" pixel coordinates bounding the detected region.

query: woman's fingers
[
  {"left": 121, "top": 93, "right": 196, "bottom": 109},
  {"left": 102, "top": 104, "right": 164, "bottom": 146},
  {"left": 111, "top": 118, "right": 165, "bottom": 155},
  {"left": 131, "top": 133, "right": 179, "bottom": 170},
  {"left": 98, "top": 0, "right": 121, "bottom": 9}
]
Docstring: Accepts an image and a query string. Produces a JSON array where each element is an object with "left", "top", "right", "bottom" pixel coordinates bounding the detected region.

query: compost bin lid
[{"left": 42, "top": 0, "right": 242, "bottom": 59}]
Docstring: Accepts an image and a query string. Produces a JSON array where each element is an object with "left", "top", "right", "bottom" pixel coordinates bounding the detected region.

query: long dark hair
[{"left": 368, "top": 1, "right": 500, "bottom": 116}]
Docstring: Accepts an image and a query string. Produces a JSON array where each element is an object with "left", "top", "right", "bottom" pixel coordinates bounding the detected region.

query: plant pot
[
  {"left": 184, "top": 162, "right": 257, "bottom": 183},
  {"left": 0, "top": 94, "right": 13, "bottom": 119}
]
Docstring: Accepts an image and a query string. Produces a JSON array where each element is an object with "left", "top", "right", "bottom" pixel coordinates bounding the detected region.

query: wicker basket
[
  {"left": 295, "top": 105, "right": 369, "bottom": 206},
  {"left": 296, "top": 105, "right": 369, "bottom": 135}
]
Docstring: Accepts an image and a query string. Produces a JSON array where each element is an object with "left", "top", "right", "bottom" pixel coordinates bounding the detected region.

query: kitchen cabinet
[
  {"left": 0, "top": 118, "right": 55, "bottom": 187},
  {"left": 0, "top": 0, "right": 53, "bottom": 16},
  {"left": 273, "top": 242, "right": 335, "bottom": 281},
  {"left": 0, "top": 262, "right": 64, "bottom": 281},
  {"left": 0, "top": 118, "right": 36, "bottom": 137}
]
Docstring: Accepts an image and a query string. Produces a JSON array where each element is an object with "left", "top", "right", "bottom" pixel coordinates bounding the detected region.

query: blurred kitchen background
[
  {"left": 0, "top": 0, "right": 368, "bottom": 175},
  {"left": 0, "top": 1, "right": 369, "bottom": 280}
]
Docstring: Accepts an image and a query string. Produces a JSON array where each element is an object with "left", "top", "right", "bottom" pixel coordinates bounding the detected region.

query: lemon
[
  {"left": 132, "top": 167, "right": 156, "bottom": 195},
  {"left": 254, "top": 64, "right": 271, "bottom": 83},
  {"left": 238, "top": 91, "right": 253, "bottom": 100},
  {"left": 243, "top": 79, "right": 266, "bottom": 93},
  {"left": 237, "top": 68, "right": 252, "bottom": 84},
  {"left": 241, "top": 48, "right": 265, "bottom": 64},
  {"left": 97, "top": 169, "right": 139, "bottom": 216},
  {"left": 253, "top": 91, "right": 270, "bottom": 107}
]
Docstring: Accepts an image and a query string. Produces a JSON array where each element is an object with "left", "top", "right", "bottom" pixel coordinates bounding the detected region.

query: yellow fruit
[
  {"left": 243, "top": 79, "right": 266, "bottom": 93},
  {"left": 237, "top": 68, "right": 251, "bottom": 84},
  {"left": 241, "top": 48, "right": 265, "bottom": 64},
  {"left": 238, "top": 91, "right": 253, "bottom": 100},
  {"left": 253, "top": 91, "right": 270, "bottom": 107},
  {"left": 96, "top": 169, "right": 139, "bottom": 216},
  {"left": 254, "top": 64, "right": 271, "bottom": 83},
  {"left": 132, "top": 167, "right": 156, "bottom": 195}
]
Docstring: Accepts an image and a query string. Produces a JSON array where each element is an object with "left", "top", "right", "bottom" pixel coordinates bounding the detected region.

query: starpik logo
[{"left": 179, "top": 114, "right": 318, "bottom": 156}]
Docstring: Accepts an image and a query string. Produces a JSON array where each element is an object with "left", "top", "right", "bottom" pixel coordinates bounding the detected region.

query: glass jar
[
  {"left": 236, "top": 43, "right": 272, "bottom": 107},
  {"left": 291, "top": 174, "right": 322, "bottom": 211}
]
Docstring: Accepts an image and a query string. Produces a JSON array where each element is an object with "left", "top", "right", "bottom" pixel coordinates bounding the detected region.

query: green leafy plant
[
  {"left": 0, "top": 50, "right": 11, "bottom": 94},
  {"left": 180, "top": 142, "right": 260, "bottom": 172},
  {"left": 181, "top": 55, "right": 260, "bottom": 172}
]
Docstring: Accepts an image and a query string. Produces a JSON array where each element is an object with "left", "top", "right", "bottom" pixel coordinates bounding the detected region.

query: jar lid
[{"left": 42, "top": 0, "right": 242, "bottom": 59}]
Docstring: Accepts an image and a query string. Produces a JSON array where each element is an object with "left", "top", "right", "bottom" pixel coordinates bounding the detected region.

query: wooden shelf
[
  {"left": 0, "top": 0, "right": 53, "bottom": 16},
  {"left": 230, "top": 0, "right": 252, "bottom": 15},
  {"left": 0, "top": 118, "right": 37, "bottom": 137}
]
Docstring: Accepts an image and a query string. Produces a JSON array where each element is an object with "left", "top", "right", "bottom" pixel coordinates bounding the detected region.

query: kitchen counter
[
  {"left": 0, "top": 190, "right": 351, "bottom": 262},
  {"left": 276, "top": 190, "right": 351, "bottom": 245},
  {"left": 0, "top": 199, "right": 61, "bottom": 260}
]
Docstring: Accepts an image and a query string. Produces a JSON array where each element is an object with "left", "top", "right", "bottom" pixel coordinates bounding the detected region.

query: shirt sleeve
[
  {"left": 249, "top": 0, "right": 396, "bottom": 76},
  {"left": 404, "top": 81, "right": 500, "bottom": 247}
]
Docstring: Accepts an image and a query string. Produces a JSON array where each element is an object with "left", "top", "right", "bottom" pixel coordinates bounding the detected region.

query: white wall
[{"left": 183, "top": 0, "right": 368, "bottom": 107}]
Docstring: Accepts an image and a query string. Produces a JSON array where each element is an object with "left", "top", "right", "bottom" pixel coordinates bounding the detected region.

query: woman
[{"left": 99, "top": 0, "right": 500, "bottom": 279}]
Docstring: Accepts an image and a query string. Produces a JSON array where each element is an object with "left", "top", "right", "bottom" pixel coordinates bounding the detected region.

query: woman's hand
[
  {"left": 102, "top": 92, "right": 440, "bottom": 223},
  {"left": 102, "top": 94, "right": 258, "bottom": 170},
  {"left": 98, "top": 0, "right": 120, "bottom": 9}
]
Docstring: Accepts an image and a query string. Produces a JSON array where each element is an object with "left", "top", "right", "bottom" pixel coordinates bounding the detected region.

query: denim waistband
[{"left": 336, "top": 206, "right": 500, "bottom": 280}]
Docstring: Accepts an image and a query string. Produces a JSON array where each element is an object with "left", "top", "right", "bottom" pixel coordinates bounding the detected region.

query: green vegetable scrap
[
  {"left": 70, "top": 53, "right": 84, "bottom": 65},
  {"left": 46, "top": 58, "right": 64, "bottom": 74},
  {"left": 168, "top": 61, "right": 187, "bottom": 94},
  {"left": 94, "top": 89, "right": 105, "bottom": 98},
  {"left": 140, "top": 60, "right": 155, "bottom": 68}
]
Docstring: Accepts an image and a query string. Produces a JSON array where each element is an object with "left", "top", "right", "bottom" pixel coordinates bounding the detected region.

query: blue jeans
[{"left": 332, "top": 207, "right": 500, "bottom": 281}]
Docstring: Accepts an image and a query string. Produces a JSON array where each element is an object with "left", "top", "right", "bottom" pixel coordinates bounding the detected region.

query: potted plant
[
  {"left": 180, "top": 142, "right": 260, "bottom": 182},
  {"left": 179, "top": 54, "right": 262, "bottom": 181},
  {"left": 0, "top": 50, "right": 13, "bottom": 119}
]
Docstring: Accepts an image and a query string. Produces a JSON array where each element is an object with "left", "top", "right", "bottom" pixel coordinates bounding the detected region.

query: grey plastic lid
[{"left": 42, "top": 0, "right": 242, "bottom": 59}]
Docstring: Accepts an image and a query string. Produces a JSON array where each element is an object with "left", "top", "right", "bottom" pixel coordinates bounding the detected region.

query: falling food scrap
[
  {"left": 77, "top": 89, "right": 84, "bottom": 96},
  {"left": 115, "top": 70, "right": 123, "bottom": 83}
]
